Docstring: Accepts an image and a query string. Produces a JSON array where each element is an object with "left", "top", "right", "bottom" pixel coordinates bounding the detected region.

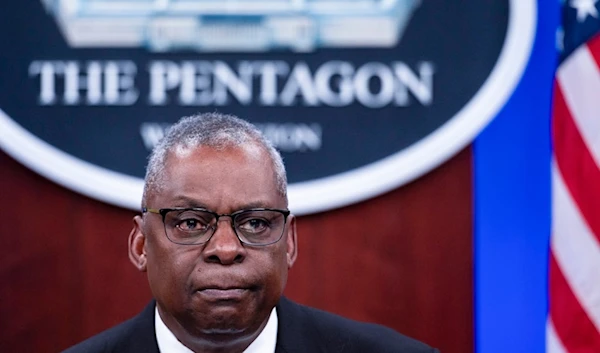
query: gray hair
[{"left": 142, "top": 112, "right": 287, "bottom": 204}]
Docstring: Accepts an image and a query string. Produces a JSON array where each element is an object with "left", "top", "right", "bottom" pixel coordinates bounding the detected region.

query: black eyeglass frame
[{"left": 142, "top": 207, "right": 291, "bottom": 246}]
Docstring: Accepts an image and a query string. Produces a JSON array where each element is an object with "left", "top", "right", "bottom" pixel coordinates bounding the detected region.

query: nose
[{"left": 202, "top": 217, "right": 246, "bottom": 265}]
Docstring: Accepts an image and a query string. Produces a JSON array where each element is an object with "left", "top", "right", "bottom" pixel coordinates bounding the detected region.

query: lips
[
  {"left": 193, "top": 273, "right": 257, "bottom": 301},
  {"left": 194, "top": 279, "right": 256, "bottom": 301},
  {"left": 197, "top": 288, "right": 249, "bottom": 300}
]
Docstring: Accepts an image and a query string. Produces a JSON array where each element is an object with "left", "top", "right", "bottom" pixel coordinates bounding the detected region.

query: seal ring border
[{"left": 0, "top": 0, "right": 537, "bottom": 215}]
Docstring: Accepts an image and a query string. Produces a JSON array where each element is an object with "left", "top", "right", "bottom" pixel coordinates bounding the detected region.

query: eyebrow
[
  {"left": 236, "top": 202, "right": 274, "bottom": 210},
  {"left": 168, "top": 196, "right": 277, "bottom": 211},
  {"left": 169, "top": 195, "right": 209, "bottom": 208}
]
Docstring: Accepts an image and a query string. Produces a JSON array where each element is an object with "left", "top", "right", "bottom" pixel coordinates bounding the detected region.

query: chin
[
  {"left": 187, "top": 308, "right": 252, "bottom": 335},
  {"left": 193, "top": 322, "right": 256, "bottom": 345},
  {"left": 200, "top": 327, "right": 246, "bottom": 335}
]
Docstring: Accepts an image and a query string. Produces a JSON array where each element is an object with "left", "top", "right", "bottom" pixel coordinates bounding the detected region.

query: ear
[
  {"left": 285, "top": 215, "right": 298, "bottom": 268},
  {"left": 128, "top": 215, "right": 148, "bottom": 272}
]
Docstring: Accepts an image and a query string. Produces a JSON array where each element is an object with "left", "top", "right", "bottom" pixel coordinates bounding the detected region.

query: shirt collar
[{"left": 155, "top": 306, "right": 278, "bottom": 353}]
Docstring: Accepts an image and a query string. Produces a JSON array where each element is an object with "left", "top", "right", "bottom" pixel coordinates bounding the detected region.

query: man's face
[{"left": 130, "top": 144, "right": 297, "bottom": 343}]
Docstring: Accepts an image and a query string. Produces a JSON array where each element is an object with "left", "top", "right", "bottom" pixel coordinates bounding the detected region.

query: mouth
[{"left": 195, "top": 287, "right": 252, "bottom": 301}]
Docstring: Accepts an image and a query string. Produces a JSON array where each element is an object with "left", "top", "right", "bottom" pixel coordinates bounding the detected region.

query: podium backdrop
[
  {"left": 0, "top": 1, "right": 559, "bottom": 353},
  {"left": 0, "top": 147, "right": 473, "bottom": 353}
]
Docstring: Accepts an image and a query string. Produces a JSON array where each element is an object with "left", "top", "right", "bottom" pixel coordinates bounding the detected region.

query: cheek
[
  {"left": 146, "top": 241, "right": 196, "bottom": 295},
  {"left": 260, "top": 247, "right": 290, "bottom": 287}
]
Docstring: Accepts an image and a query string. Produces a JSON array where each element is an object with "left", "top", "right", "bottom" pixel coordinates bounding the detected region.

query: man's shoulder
[
  {"left": 278, "top": 297, "right": 439, "bottom": 353},
  {"left": 61, "top": 302, "right": 158, "bottom": 353},
  {"left": 61, "top": 317, "right": 137, "bottom": 353}
]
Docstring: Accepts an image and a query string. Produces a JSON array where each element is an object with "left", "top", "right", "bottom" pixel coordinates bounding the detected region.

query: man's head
[
  {"left": 142, "top": 112, "right": 287, "bottom": 203},
  {"left": 129, "top": 113, "right": 298, "bottom": 351}
]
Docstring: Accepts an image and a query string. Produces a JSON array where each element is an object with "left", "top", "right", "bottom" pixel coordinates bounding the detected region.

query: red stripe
[
  {"left": 553, "top": 80, "right": 600, "bottom": 242},
  {"left": 550, "top": 251, "right": 600, "bottom": 352},
  {"left": 584, "top": 36, "right": 600, "bottom": 68}
]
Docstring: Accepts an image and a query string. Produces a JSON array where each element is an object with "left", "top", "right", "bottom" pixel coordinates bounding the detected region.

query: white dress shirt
[{"left": 155, "top": 306, "right": 278, "bottom": 353}]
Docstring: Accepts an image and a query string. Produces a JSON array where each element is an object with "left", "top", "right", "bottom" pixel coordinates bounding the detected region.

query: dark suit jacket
[{"left": 62, "top": 297, "right": 440, "bottom": 353}]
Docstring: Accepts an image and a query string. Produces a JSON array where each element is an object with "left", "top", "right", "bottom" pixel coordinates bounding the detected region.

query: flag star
[
  {"left": 557, "top": 27, "right": 565, "bottom": 52},
  {"left": 570, "top": 0, "right": 599, "bottom": 22}
]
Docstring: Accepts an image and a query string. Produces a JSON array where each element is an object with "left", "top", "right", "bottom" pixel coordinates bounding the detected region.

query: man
[{"left": 63, "top": 113, "right": 439, "bottom": 353}]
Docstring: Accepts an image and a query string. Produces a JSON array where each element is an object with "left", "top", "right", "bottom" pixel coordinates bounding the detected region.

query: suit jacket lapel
[
  {"left": 275, "top": 297, "right": 325, "bottom": 353},
  {"left": 126, "top": 301, "right": 161, "bottom": 353}
]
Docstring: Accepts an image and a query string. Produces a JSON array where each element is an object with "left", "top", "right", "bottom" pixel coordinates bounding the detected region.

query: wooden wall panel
[
  {"left": 285, "top": 147, "right": 473, "bottom": 353},
  {"left": 0, "top": 151, "right": 151, "bottom": 351},
  {"left": 0, "top": 147, "right": 472, "bottom": 353}
]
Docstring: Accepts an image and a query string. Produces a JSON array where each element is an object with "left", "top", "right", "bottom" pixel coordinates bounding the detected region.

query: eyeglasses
[{"left": 142, "top": 207, "right": 290, "bottom": 246}]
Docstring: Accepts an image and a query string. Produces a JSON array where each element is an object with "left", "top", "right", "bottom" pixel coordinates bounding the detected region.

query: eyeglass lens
[{"left": 163, "top": 209, "right": 286, "bottom": 245}]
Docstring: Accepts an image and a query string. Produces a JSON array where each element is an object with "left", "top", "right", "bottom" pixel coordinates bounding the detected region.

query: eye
[
  {"left": 177, "top": 218, "right": 205, "bottom": 232},
  {"left": 237, "top": 218, "right": 270, "bottom": 234},
  {"left": 170, "top": 210, "right": 213, "bottom": 234}
]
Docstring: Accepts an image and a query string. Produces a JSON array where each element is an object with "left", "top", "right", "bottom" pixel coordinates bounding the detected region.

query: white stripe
[
  {"left": 552, "top": 161, "right": 600, "bottom": 332},
  {"left": 546, "top": 319, "right": 567, "bottom": 353},
  {"left": 557, "top": 44, "right": 600, "bottom": 168}
]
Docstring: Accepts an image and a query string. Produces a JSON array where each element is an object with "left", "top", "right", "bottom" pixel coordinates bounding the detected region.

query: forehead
[{"left": 150, "top": 144, "right": 284, "bottom": 211}]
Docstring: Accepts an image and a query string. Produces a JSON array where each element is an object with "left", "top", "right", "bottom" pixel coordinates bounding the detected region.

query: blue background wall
[{"left": 474, "top": 1, "right": 559, "bottom": 352}]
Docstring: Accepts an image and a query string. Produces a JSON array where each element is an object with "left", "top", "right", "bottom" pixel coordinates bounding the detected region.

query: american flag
[{"left": 548, "top": 1, "right": 600, "bottom": 352}]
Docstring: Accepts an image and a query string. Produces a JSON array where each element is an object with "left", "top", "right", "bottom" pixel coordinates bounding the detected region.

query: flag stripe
[
  {"left": 584, "top": 34, "right": 600, "bottom": 70},
  {"left": 551, "top": 162, "right": 600, "bottom": 333},
  {"left": 557, "top": 44, "right": 600, "bottom": 169},
  {"left": 547, "top": 319, "right": 567, "bottom": 353},
  {"left": 552, "top": 79, "right": 600, "bottom": 241},
  {"left": 549, "top": 253, "right": 600, "bottom": 352}
]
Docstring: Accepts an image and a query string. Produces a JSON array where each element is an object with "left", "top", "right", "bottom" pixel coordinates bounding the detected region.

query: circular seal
[{"left": 0, "top": 0, "right": 536, "bottom": 215}]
